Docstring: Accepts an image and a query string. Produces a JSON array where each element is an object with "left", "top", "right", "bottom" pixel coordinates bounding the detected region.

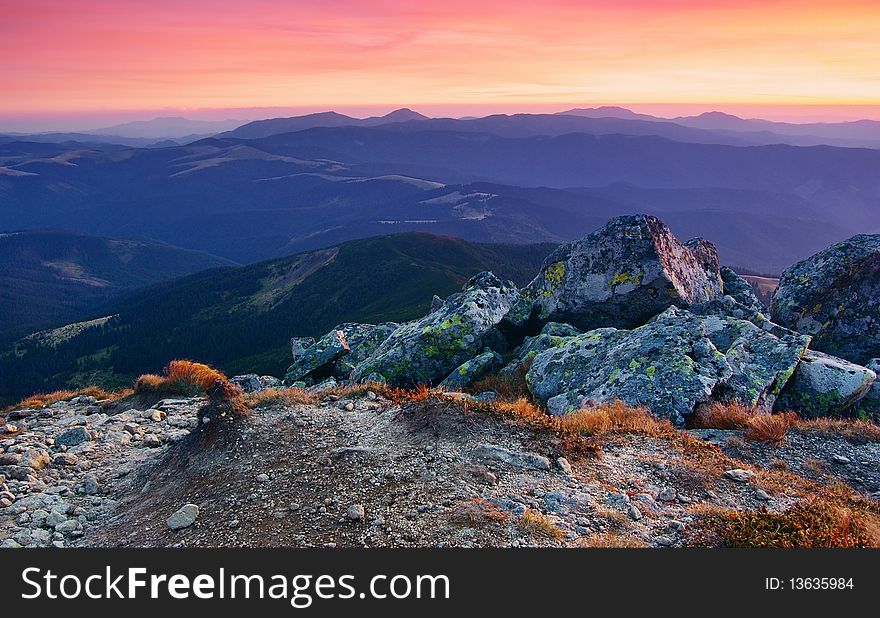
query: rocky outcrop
[
  {"left": 351, "top": 272, "right": 520, "bottom": 386},
  {"left": 284, "top": 322, "right": 398, "bottom": 385},
  {"left": 526, "top": 306, "right": 810, "bottom": 424},
  {"left": 439, "top": 349, "right": 503, "bottom": 390},
  {"left": 775, "top": 351, "right": 876, "bottom": 419},
  {"left": 771, "top": 234, "right": 880, "bottom": 365},
  {"left": 527, "top": 307, "right": 732, "bottom": 424},
  {"left": 856, "top": 359, "right": 880, "bottom": 423},
  {"left": 517, "top": 215, "right": 723, "bottom": 331}
]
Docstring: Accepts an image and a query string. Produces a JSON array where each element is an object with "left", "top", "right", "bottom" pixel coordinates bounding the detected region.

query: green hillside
[{"left": 0, "top": 233, "right": 555, "bottom": 405}]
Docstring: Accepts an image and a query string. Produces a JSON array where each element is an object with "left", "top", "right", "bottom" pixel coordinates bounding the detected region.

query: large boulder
[
  {"left": 439, "top": 349, "right": 503, "bottom": 390},
  {"left": 284, "top": 322, "right": 399, "bottom": 384},
  {"left": 771, "top": 234, "right": 880, "bottom": 365},
  {"left": 526, "top": 306, "right": 808, "bottom": 424},
  {"left": 855, "top": 359, "right": 880, "bottom": 423},
  {"left": 527, "top": 307, "right": 732, "bottom": 425},
  {"left": 351, "top": 272, "right": 520, "bottom": 386},
  {"left": 775, "top": 350, "right": 876, "bottom": 419},
  {"left": 517, "top": 215, "right": 723, "bottom": 331},
  {"left": 698, "top": 313, "right": 810, "bottom": 410},
  {"left": 283, "top": 329, "right": 349, "bottom": 384}
]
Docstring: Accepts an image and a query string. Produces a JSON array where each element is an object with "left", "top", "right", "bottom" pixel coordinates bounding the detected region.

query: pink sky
[{"left": 2, "top": 0, "right": 879, "bottom": 129}]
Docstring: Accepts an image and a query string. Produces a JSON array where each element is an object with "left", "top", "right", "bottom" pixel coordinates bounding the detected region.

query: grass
[
  {"left": 469, "top": 359, "right": 532, "bottom": 401},
  {"left": 792, "top": 417, "right": 880, "bottom": 443},
  {"left": 744, "top": 413, "right": 796, "bottom": 444},
  {"left": 690, "top": 500, "right": 880, "bottom": 548},
  {"left": 518, "top": 509, "right": 565, "bottom": 540},
  {"left": 577, "top": 532, "right": 648, "bottom": 548},
  {"left": 692, "top": 401, "right": 755, "bottom": 430},
  {"left": 134, "top": 359, "right": 230, "bottom": 396},
  {"left": 245, "top": 387, "right": 320, "bottom": 408},
  {"left": 449, "top": 498, "right": 510, "bottom": 526},
  {"left": 3, "top": 386, "right": 131, "bottom": 413}
]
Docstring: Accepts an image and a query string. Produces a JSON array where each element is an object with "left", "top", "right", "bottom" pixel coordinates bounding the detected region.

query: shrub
[
  {"left": 560, "top": 400, "right": 665, "bottom": 436},
  {"left": 4, "top": 387, "right": 130, "bottom": 412}
]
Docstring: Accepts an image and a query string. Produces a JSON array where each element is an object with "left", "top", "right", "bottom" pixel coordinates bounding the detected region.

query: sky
[{"left": 1, "top": 0, "right": 879, "bottom": 130}]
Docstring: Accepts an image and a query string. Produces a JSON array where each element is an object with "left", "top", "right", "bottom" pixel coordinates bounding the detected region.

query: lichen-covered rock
[
  {"left": 698, "top": 313, "right": 809, "bottom": 410},
  {"left": 290, "top": 336, "right": 316, "bottom": 358},
  {"left": 527, "top": 307, "right": 732, "bottom": 425},
  {"left": 775, "top": 350, "right": 876, "bottom": 419},
  {"left": 771, "top": 234, "right": 880, "bottom": 365},
  {"left": 720, "top": 266, "right": 765, "bottom": 313},
  {"left": 259, "top": 375, "right": 282, "bottom": 389},
  {"left": 336, "top": 322, "right": 399, "bottom": 366},
  {"left": 855, "top": 359, "right": 880, "bottom": 422},
  {"left": 520, "top": 215, "right": 723, "bottom": 331},
  {"left": 283, "top": 329, "right": 349, "bottom": 384},
  {"left": 439, "top": 349, "right": 503, "bottom": 390},
  {"left": 230, "top": 374, "right": 264, "bottom": 393},
  {"left": 351, "top": 272, "right": 520, "bottom": 386}
]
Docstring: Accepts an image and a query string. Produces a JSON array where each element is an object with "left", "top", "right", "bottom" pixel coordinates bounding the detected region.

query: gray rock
[
  {"left": 352, "top": 272, "right": 520, "bottom": 386},
  {"left": 439, "top": 349, "right": 503, "bottom": 390},
  {"left": 55, "top": 427, "right": 91, "bottom": 448},
  {"left": 519, "top": 215, "right": 723, "bottom": 331},
  {"left": 472, "top": 443, "right": 551, "bottom": 471},
  {"left": 771, "top": 234, "right": 880, "bottom": 365},
  {"left": 347, "top": 504, "right": 365, "bottom": 521},
  {"left": 290, "top": 336, "right": 316, "bottom": 358},
  {"left": 556, "top": 457, "right": 573, "bottom": 475},
  {"left": 723, "top": 469, "right": 755, "bottom": 483},
  {"left": 775, "top": 350, "right": 876, "bottom": 418},
  {"left": 230, "top": 374, "right": 264, "bottom": 393},
  {"left": 284, "top": 329, "right": 350, "bottom": 384},
  {"left": 527, "top": 307, "right": 732, "bottom": 424},
  {"left": 855, "top": 358, "right": 880, "bottom": 422},
  {"left": 720, "top": 266, "right": 766, "bottom": 313},
  {"left": 167, "top": 504, "right": 199, "bottom": 530},
  {"left": 259, "top": 376, "right": 283, "bottom": 389}
]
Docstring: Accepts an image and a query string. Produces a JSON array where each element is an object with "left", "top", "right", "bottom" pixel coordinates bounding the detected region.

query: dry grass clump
[
  {"left": 244, "top": 387, "right": 319, "bottom": 408},
  {"left": 744, "top": 412, "right": 796, "bottom": 444},
  {"left": 385, "top": 383, "right": 434, "bottom": 404},
  {"left": 449, "top": 498, "right": 510, "bottom": 526},
  {"left": 518, "top": 509, "right": 565, "bottom": 540},
  {"left": 470, "top": 359, "right": 532, "bottom": 402},
  {"left": 561, "top": 401, "right": 666, "bottom": 436},
  {"left": 135, "top": 359, "right": 229, "bottom": 396},
  {"left": 692, "top": 401, "right": 756, "bottom": 430},
  {"left": 4, "top": 386, "right": 130, "bottom": 412},
  {"left": 792, "top": 417, "right": 880, "bottom": 443},
  {"left": 576, "top": 532, "right": 648, "bottom": 548},
  {"left": 690, "top": 500, "right": 880, "bottom": 548}
]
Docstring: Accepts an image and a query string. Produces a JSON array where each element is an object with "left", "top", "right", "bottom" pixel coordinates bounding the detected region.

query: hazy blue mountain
[
  {"left": 85, "top": 116, "right": 244, "bottom": 139},
  {"left": 0, "top": 231, "right": 233, "bottom": 339},
  {"left": 221, "top": 108, "right": 430, "bottom": 139}
]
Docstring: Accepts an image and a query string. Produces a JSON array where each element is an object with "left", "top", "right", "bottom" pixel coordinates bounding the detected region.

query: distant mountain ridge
[
  {"left": 0, "top": 233, "right": 555, "bottom": 405},
  {"left": 0, "top": 231, "right": 233, "bottom": 339}
]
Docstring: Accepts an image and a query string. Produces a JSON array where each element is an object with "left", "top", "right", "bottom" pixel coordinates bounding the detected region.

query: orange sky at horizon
[{"left": 2, "top": 0, "right": 879, "bottom": 127}]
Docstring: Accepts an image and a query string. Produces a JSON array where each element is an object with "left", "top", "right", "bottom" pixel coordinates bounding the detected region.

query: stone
[
  {"left": 556, "top": 457, "right": 573, "bottom": 475},
  {"left": 519, "top": 215, "right": 723, "bottom": 331},
  {"left": 167, "top": 504, "right": 199, "bottom": 530},
  {"left": 775, "top": 350, "right": 876, "bottom": 418},
  {"left": 230, "top": 374, "right": 264, "bottom": 393},
  {"left": 0, "top": 453, "right": 22, "bottom": 466},
  {"left": 352, "top": 272, "right": 520, "bottom": 387},
  {"left": 259, "top": 376, "right": 283, "bottom": 389},
  {"left": 723, "top": 469, "right": 755, "bottom": 483},
  {"left": 256, "top": 473, "right": 270, "bottom": 483},
  {"left": 83, "top": 476, "right": 100, "bottom": 495},
  {"left": 439, "top": 349, "right": 503, "bottom": 390},
  {"left": 754, "top": 489, "right": 773, "bottom": 501},
  {"left": 347, "top": 504, "right": 365, "bottom": 521},
  {"left": 658, "top": 487, "right": 677, "bottom": 502},
  {"left": 720, "top": 266, "right": 766, "bottom": 313},
  {"left": 149, "top": 410, "right": 167, "bottom": 422},
  {"left": 55, "top": 427, "right": 91, "bottom": 448},
  {"left": 290, "top": 336, "right": 316, "bottom": 358},
  {"left": 472, "top": 443, "right": 551, "bottom": 471},
  {"left": 855, "top": 358, "right": 880, "bottom": 423},
  {"left": 142, "top": 434, "right": 162, "bottom": 448},
  {"left": 771, "top": 234, "right": 880, "bottom": 365},
  {"left": 527, "top": 307, "right": 732, "bottom": 424},
  {"left": 284, "top": 329, "right": 350, "bottom": 384}
]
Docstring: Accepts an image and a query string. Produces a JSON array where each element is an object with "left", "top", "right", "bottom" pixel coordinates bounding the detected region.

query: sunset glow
[{"left": 2, "top": 0, "right": 880, "bottom": 125}]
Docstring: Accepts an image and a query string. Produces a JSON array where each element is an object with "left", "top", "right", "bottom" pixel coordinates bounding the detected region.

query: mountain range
[{"left": 0, "top": 233, "right": 554, "bottom": 405}]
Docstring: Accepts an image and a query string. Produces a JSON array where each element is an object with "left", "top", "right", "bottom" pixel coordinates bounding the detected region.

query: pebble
[
  {"left": 347, "top": 504, "right": 365, "bottom": 521},
  {"left": 55, "top": 427, "right": 91, "bottom": 448},
  {"left": 627, "top": 505, "right": 643, "bottom": 521},
  {"left": 658, "top": 487, "right": 677, "bottom": 501},
  {"left": 256, "top": 473, "right": 270, "bottom": 483},
  {"left": 754, "top": 489, "right": 773, "bottom": 501},
  {"left": 556, "top": 457, "right": 573, "bottom": 475},
  {"left": 831, "top": 454, "right": 851, "bottom": 465},
  {"left": 142, "top": 434, "right": 162, "bottom": 448}
]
